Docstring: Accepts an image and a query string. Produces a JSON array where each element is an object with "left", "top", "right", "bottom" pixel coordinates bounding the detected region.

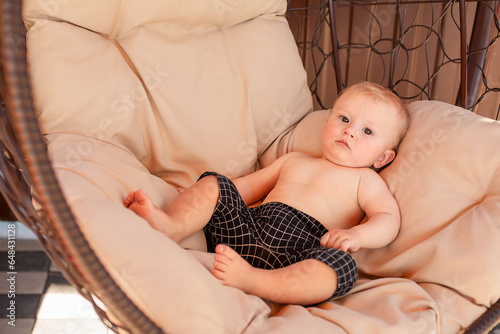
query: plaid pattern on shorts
[{"left": 200, "top": 171, "right": 357, "bottom": 298}]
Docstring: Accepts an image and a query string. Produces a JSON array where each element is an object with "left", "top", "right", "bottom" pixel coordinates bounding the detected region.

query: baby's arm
[
  {"left": 232, "top": 152, "right": 301, "bottom": 204},
  {"left": 351, "top": 170, "right": 401, "bottom": 249},
  {"left": 321, "top": 170, "right": 401, "bottom": 252}
]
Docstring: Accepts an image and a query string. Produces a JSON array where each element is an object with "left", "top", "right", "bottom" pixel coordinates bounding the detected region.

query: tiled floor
[{"left": 0, "top": 221, "right": 111, "bottom": 334}]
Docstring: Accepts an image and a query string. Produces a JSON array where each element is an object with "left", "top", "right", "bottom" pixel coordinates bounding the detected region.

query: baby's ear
[{"left": 373, "top": 149, "right": 396, "bottom": 169}]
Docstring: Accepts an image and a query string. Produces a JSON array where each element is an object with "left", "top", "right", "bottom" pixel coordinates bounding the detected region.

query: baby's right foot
[
  {"left": 124, "top": 190, "right": 173, "bottom": 237},
  {"left": 124, "top": 189, "right": 155, "bottom": 219},
  {"left": 211, "top": 245, "right": 257, "bottom": 294}
]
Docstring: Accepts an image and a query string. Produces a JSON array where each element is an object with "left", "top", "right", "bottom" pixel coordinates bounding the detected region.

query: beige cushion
[
  {"left": 24, "top": 0, "right": 312, "bottom": 188},
  {"left": 24, "top": 0, "right": 500, "bottom": 331},
  {"left": 362, "top": 100, "right": 500, "bottom": 306},
  {"left": 25, "top": 0, "right": 313, "bottom": 332}
]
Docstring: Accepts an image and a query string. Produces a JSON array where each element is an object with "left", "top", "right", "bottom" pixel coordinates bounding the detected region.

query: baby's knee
[
  {"left": 197, "top": 174, "right": 220, "bottom": 198},
  {"left": 308, "top": 249, "right": 358, "bottom": 299}
]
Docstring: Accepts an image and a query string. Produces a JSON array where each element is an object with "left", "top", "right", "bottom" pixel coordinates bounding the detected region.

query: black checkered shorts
[{"left": 199, "top": 171, "right": 357, "bottom": 299}]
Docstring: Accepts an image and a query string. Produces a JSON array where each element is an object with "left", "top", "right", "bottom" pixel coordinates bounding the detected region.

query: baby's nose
[{"left": 343, "top": 128, "right": 355, "bottom": 138}]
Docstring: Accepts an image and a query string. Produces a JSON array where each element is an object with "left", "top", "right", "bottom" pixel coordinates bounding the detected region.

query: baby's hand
[{"left": 320, "top": 229, "right": 362, "bottom": 253}]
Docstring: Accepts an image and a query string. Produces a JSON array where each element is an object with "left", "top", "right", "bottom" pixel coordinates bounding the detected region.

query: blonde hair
[{"left": 337, "top": 81, "right": 410, "bottom": 150}]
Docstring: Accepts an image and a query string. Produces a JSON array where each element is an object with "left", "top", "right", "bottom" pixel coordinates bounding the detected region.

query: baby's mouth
[{"left": 336, "top": 139, "right": 350, "bottom": 149}]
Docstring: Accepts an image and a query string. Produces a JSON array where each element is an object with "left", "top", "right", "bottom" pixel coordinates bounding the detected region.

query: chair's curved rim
[
  {"left": 464, "top": 300, "right": 500, "bottom": 334},
  {"left": 0, "top": 0, "right": 162, "bottom": 333}
]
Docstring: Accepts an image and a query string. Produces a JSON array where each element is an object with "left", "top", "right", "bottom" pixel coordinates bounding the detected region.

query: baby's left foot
[
  {"left": 124, "top": 189, "right": 174, "bottom": 238},
  {"left": 211, "top": 245, "right": 256, "bottom": 293}
]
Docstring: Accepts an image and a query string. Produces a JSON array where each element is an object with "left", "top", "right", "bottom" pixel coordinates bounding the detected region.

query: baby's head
[
  {"left": 341, "top": 82, "right": 410, "bottom": 150},
  {"left": 322, "top": 81, "right": 410, "bottom": 169}
]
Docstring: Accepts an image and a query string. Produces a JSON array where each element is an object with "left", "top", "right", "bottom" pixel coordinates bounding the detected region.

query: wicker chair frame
[
  {"left": 0, "top": 1, "right": 161, "bottom": 333},
  {"left": 0, "top": 0, "right": 498, "bottom": 333},
  {"left": 288, "top": 0, "right": 500, "bottom": 113}
]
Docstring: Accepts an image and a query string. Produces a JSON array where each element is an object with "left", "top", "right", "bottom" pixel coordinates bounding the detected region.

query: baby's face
[{"left": 322, "top": 91, "right": 400, "bottom": 168}]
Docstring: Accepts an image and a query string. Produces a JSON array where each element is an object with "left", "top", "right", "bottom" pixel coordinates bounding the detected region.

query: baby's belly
[{"left": 263, "top": 190, "right": 362, "bottom": 230}]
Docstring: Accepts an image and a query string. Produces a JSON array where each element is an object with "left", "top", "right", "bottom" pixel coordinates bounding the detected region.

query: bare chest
[{"left": 264, "top": 160, "right": 365, "bottom": 229}]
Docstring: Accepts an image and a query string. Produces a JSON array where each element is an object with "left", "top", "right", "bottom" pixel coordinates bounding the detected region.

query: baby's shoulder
[
  {"left": 357, "top": 167, "right": 390, "bottom": 190},
  {"left": 359, "top": 167, "right": 382, "bottom": 177},
  {"left": 280, "top": 151, "right": 315, "bottom": 165},
  {"left": 284, "top": 151, "right": 312, "bottom": 159}
]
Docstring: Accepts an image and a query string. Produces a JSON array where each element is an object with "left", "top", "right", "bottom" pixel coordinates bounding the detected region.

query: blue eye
[
  {"left": 340, "top": 116, "right": 349, "bottom": 123},
  {"left": 363, "top": 128, "right": 373, "bottom": 135}
]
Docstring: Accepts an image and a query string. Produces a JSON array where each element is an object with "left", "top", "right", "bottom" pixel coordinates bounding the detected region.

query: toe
[
  {"left": 124, "top": 192, "right": 134, "bottom": 206},
  {"left": 215, "top": 244, "right": 238, "bottom": 259},
  {"left": 211, "top": 267, "right": 223, "bottom": 280},
  {"left": 135, "top": 189, "right": 148, "bottom": 203},
  {"left": 213, "top": 258, "right": 227, "bottom": 271}
]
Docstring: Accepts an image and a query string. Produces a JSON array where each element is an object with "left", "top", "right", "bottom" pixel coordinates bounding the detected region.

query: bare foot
[
  {"left": 124, "top": 189, "right": 156, "bottom": 219},
  {"left": 211, "top": 244, "right": 257, "bottom": 294},
  {"left": 211, "top": 245, "right": 338, "bottom": 305},
  {"left": 124, "top": 189, "right": 174, "bottom": 238}
]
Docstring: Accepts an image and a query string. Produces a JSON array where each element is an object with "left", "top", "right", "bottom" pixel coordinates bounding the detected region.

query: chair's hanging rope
[{"left": 0, "top": 1, "right": 162, "bottom": 333}]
